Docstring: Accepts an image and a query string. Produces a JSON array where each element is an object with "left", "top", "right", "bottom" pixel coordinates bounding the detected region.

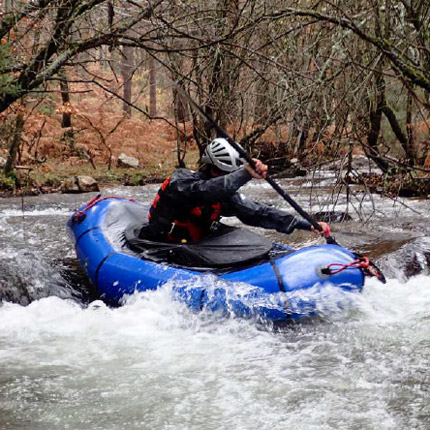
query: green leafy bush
[{"left": 0, "top": 172, "right": 16, "bottom": 191}]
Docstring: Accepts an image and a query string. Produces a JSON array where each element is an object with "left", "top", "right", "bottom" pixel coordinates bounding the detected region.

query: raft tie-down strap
[
  {"left": 94, "top": 251, "right": 117, "bottom": 289},
  {"left": 321, "top": 256, "right": 370, "bottom": 275},
  {"left": 269, "top": 258, "right": 286, "bottom": 292},
  {"left": 72, "top": 195, "right": 135, "bottom": 223}
]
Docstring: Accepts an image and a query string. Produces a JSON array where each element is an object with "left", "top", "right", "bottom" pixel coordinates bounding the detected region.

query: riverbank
[
  {"left": 0, "top": 97, "right": 197, "bottom": 197},
  {"left": 0, "top": 145, "right": 200, "bottom": 197},
  {"left": 348, "top": 170, "right": 430, "bottom": 198},
  {"left": 0, "top": 165, "right": 168, "bottom": 197},
  {"left": 2, "top": 158, "right": 430, "bottom": 199},
  {"left": 2, "top": 96, "right": 429, "bottom": 199}
]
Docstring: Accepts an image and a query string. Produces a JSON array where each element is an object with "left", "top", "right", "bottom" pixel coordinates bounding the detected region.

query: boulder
[
  {"left": 313, "top": 211, "right": 353, "bottom": 223},
  {"left": 61, "top": 175, "right": 99, "bottom": 193},
  {"left": 378, "top": 237, "right": 430, "bottom": 281},
  {"left": 60, "top": 177, "right": 80, "bottom": 193},
  {"left": 324, "top": 154, "right": 382, "bottom": 174},
  {"left": 117, "top": 153, "right": 139, "bottom": 168},
  {"left": 77, "top": 175, "right": 99, "bottom": 192},
  {"left": 274, "top": 166, "right": 307, "bottom": 178}
]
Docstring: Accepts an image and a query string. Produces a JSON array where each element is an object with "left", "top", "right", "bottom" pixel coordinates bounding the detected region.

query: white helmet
[{"left": 201, "top": 138, "right": 245, "bottom": 172}]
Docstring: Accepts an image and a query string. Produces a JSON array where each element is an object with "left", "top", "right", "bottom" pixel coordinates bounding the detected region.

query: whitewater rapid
[{"left": 1, "top": 182, "right": 429, "bottom": 429}]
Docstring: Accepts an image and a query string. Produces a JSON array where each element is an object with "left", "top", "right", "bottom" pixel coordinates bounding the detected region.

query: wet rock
[
  {"left": 61, "top": 177, "right": 80, "bottom": 193},
  {"left": 61, "top": 175, "right": 99, "bottom": 193},
  {"left": 118, "top": 153, "right": 139, "bottom": 168},
  {"left": 351, "top": 155, "right": 380, "bottom": 172},
  {"left": 313, "top": 211, "right": 353, "bottom": 223},
  {"left": 324, "top": 154, "right": 382, "bottom": 174},
  {"left": 273, "top": 166, "right": 307, "bottom": 178},
  {"left": 377, "top": 237, "right": 430, "bottom": 281},
  {"left": 0, "top": 276, "right": 32, "bottom": 305},
  {"left": 77, "top": 176, "right": 99, "bottom": 192},
  {"left": 0, "top": 256, "right": 94, "bottom": 305},
  {"left": 283, "top": 166, "right": 306, "bottom": 177}
]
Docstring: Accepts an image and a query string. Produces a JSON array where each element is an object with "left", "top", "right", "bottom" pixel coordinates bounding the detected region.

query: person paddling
[{"left": 147, "top": 138, "right": 330, "bottom": 243}]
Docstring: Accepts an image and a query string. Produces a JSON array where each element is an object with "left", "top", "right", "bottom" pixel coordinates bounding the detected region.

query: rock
[
  {"left": 313, "top": 211, "right": 353, "bottom": 223},
  {"left": 274, "top": 166, "right": 307, "bottom": 178},
  {"left": 77, "top": 175, "right": 99, "bottom": 192},
  {"left": 60, "top": 177, "right": 79, "bottom": 193},
  {"left": 324, "top": 154, "right": 382, "bottom": 174},
  {"left": 0, "top": 156, "right": 6, "bottom": 168},
  {"left": 0, "top": 257, "right": 89, "bottom": 305},
  {"left": 351, "top": 155, "right": 378, "bottom": 171},
  {"left": 117, "top": 153, "right": 139, "bottom": 168},
  {"left": 378, "top": 237, "right": 430, "bottom": 281},
  {"left": 61, "top": 175, "right": 99, "bottom": 193}
]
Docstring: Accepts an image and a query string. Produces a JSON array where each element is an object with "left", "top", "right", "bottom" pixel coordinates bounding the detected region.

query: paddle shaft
[
  {"left": 176, "top": 84, "right": 338, "bottom": 244},
  {"left": 229, "top": 138, "right": 337, "bottom": 244}
]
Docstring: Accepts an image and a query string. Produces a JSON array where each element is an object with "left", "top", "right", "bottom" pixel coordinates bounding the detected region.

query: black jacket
[{"left": 148, "top": 167, "right": 312, "bottom": 240}]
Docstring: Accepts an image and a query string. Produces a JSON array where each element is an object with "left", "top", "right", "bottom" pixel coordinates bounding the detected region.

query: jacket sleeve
[
  {"left": 167, "top": 167, "right": 252, "bottom": 203},
  {"left": 222, "top": 193, "right": 313, "bottom": 234}
]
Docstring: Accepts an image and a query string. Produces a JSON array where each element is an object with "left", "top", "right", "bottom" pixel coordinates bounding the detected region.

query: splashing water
[
  {"left": 1, "top": 275, "right": 429, "bottom": 430},
  {"left": 1, "top": 186, "right": 430, "bottom": 429}
]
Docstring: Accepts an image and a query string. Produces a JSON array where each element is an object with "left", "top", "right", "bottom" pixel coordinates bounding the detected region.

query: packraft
[{"left": 67, "top": 197, "right": 368, "bottom": 322}]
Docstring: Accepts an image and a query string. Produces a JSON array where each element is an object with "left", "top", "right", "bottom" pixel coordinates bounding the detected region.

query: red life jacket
[
  {"left": 148, "top": 176, "right": 171, "bottom": 220},
  {"left": 148, "top": 177, "right": 222, "bottom": 242}
]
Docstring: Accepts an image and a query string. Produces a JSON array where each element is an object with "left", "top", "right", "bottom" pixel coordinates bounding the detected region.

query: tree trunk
[
  {"left": 292, "top": 113, "right": 309, "bottom": 159},
  {"left": 204, "top": 50, "right": 222, "bottom": 140},
  {"left": 217, "top": 0, "right": 240, "bottom": 131},
  {"left": 121, "top": 45, "right": 134, "bottom": 116},
  {"left": 191, "top": 57, "right": 206, "bottom": 153},
  {"left": 58, "top": 67, "right": 75, "bottom": 151},
  {"left": 59, "top": 68, "right": 72, "bottom": 129},
  {"left": 174, "top": 87, "right": 188, "bottom": 122},
  {"left": 4, "top": 112, "right": 24, "bottom": 175},
  {"left": 148, "top": 54, "right": 157, "bottom": 116},
  {"left": 366, "top": 112, "right": 389, "bottom": 172},
  {"left": 366, "top": 77, "right": 389, "bottom": 172},
  {"left": 405, "top": 88, "right": 415, "bottom": 166},
  {"left": 77, "top": 16, "right": 91, "bottom": 76},
  {"left": 254, "top": 20, "right": 270, "bottom": 123}
]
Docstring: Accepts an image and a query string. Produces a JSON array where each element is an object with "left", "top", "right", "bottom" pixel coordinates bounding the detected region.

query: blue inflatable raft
[{"left": 67, "top": 197, "right": 368, "bottom": 322}]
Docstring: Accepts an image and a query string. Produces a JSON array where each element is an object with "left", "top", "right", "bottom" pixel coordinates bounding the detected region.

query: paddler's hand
[
  {"left": 312, "top": 222, "right": 331, "bottom": 237},
  {"left": 246, "top": 158, "right": 268, "bottom": 179}
]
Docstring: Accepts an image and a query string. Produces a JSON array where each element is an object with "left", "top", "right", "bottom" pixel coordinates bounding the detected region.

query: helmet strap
[{"left": 209, "top": 165, "right": 226, "bottom": 177}]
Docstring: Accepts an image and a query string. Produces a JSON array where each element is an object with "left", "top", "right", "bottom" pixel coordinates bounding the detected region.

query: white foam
[
  {"left": 0, "top": 208, "right": 73, "bottom": 217},
  {"left": 0, "top": 275, "right": 429, "bottom": 429}
]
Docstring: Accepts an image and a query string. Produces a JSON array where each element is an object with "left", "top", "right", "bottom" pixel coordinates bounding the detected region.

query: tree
[
  {"left": 2, "top": 0, "right": 430, "bottom": 177},
  {"left": 3, "top": 112, "right": 24, "bottom": 175},
  {"left": 121, "top": 45, "right": 134, "bottom": 116},
  {"left": 0, "top": 0, "right": 163, "bottom": 114},
  {"left": 148, "top": 52, "right": 157, "bottom": 116}
]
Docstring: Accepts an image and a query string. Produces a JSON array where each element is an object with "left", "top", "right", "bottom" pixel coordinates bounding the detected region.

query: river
[{"left": 0, "top": 177, "right": 429, "bottom": 430}]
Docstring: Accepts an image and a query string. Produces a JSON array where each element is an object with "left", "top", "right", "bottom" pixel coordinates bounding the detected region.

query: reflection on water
[{"left": 0, "top": 181, "right": 430, "bottom": 429}]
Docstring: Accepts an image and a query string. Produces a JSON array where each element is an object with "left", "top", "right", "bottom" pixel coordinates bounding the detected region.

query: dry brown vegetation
[
  {"left": 2, "top": 1, "right": 430, "bottom": 197},
  {"left": 0, "top": 66, "right": 197, "bottom": 183}
]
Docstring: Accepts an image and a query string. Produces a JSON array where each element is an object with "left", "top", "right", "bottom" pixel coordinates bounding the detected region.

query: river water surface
[{"left": 0, "top": 177, "right": 429, "bottom": 430}]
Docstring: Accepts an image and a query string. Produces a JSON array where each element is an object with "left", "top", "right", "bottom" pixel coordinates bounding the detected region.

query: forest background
[{"left": 1, "top": 0, "right": 430, "bottom": 197}]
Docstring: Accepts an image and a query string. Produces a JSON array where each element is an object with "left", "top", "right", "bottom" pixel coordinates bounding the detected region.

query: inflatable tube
[{"left": 67, "top": 198, "right": 365, "bottom": 322}]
